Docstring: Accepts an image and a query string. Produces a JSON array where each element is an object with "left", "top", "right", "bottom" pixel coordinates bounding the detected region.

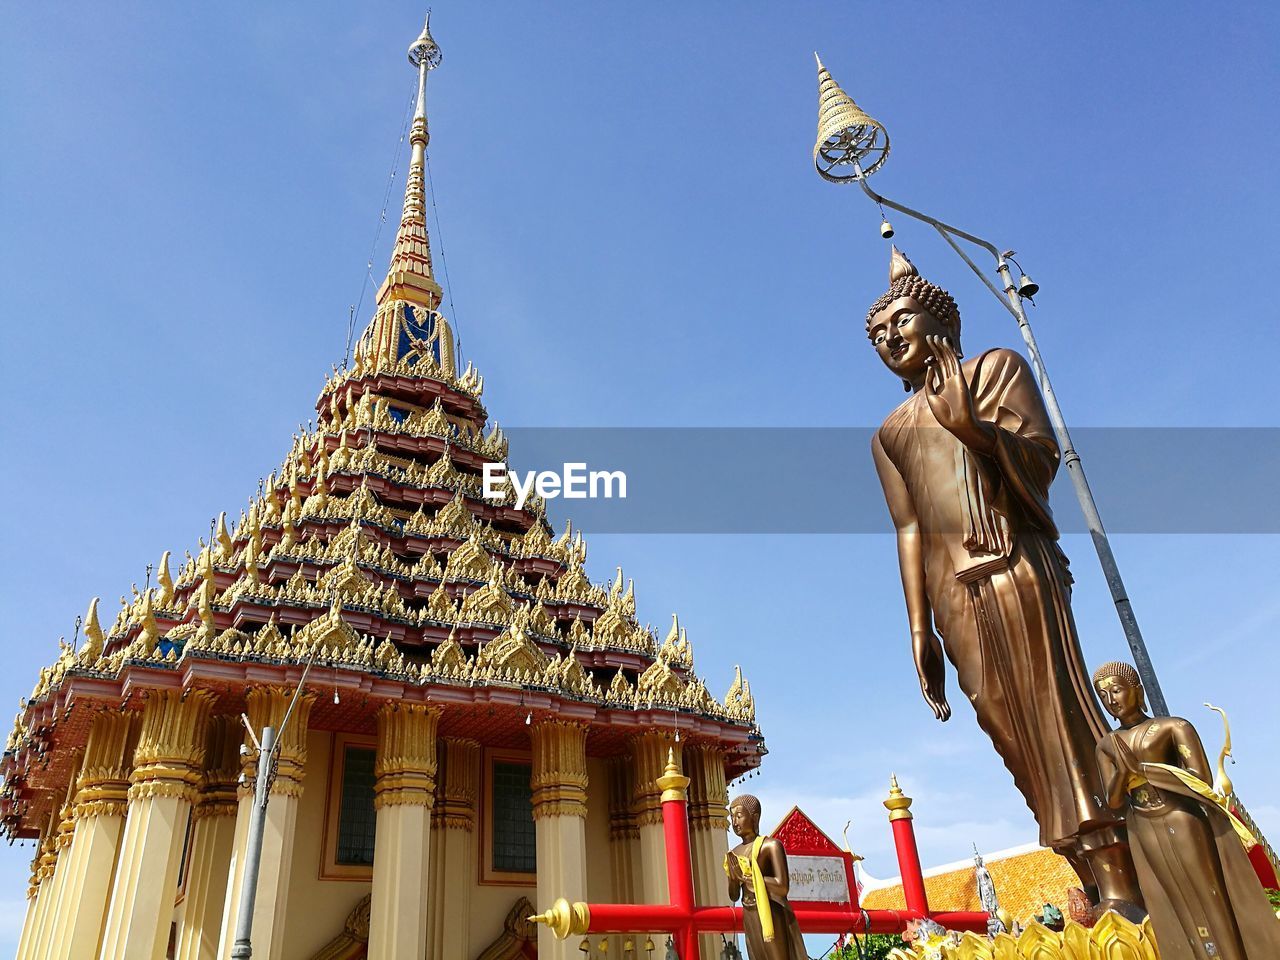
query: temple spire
[{"left": 376, "top": 14, "right": 444, "bottom": 310}]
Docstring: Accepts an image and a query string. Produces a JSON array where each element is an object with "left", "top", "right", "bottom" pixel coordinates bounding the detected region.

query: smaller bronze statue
[
  {"left": 1093, "top": 662, "right": 1280, "bottom": 959},
  {"left": 724, "top": 795, "right": 807, "bottom": 960}
]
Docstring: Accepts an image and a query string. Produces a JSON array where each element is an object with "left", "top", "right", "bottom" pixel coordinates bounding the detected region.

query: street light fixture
[
  {"left": 229, "top": 654, "right": 315, "bottom": 959},
  {"left": 812, "top": 55, "right": 1168, "bottom": 716}
]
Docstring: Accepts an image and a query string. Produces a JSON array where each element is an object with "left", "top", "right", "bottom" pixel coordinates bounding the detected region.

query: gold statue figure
[
  {"left": 1094, "top": 662, "right": 1280, "bottom": 959},
  {"left": 867, "top": 247, "right": 1141, "bottom": 912},
  {"left": 724, "top": 795, "right": 807, "bottom": 960}
]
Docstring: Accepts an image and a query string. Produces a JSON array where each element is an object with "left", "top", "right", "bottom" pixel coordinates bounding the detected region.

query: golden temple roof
[
  {"left": 860, "top": 843, "right": 1079, "bottom": 923},
  {"left": 2, "top": 17, "right": 762, "bottom": 840}
]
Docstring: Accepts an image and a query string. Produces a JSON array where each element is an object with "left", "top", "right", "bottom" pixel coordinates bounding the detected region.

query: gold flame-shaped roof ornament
[{"left": 813, "top": 53, "right": 890, "bottom": 182}]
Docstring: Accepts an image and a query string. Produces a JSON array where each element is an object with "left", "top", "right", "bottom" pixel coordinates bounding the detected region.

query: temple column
[
  {"left": 367, "top": 702, "right": 440, "bottom": 960},
  {"left": 42, "top": 710, "right": 138, "bottom": 960},
  {"left": 632, "top": 733, "right": 679, "bottom": 905},
  {"left": 531, "top": 720, "right": 589, "bottom": 960},
  {"left": 216, "top": 687, "right": 314, "bottom": 960},
  {"left": 174, "top": 716, "right": 241, "bottom": 960},
  {"left": 30, "top": 792, "right": 77, "bottom": 959},
  {"left": 687, "top": 745, "right": 730, "bottom": 960},
  {"left": 15, "top": 867, "right": 41, "bottom": 960},
  {"left": 607, "top": 756, "right": 641, "bottom": 955},
  {"left": 425, "top": 738, "right": 479, "bottom": 960},
  {"left": 15, "top": 812, "right": 60, "bottom": 960},
  {"left": 98, "top": 688, "right": 215, "bottom": 960}
]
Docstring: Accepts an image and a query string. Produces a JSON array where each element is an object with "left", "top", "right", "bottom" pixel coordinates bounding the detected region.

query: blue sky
[{"left": 2, "top": 1, "right": 1278, "bottom": 948}]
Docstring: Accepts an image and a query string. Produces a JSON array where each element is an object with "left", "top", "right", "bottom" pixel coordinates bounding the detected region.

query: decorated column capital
[
  {"left": 685, "top": 744, "right": 728, "bottom": 833},
  {"left": 195, "top": 715, "right": 242, "bottom": 820},
  {"left": 530, "top": 720, "right": 589, "bottom": 820},
  {"left": 630, "top": 732, "right": 681, "bottom": 827},
  {"left": 374, "top": 701, "right": 441, "bottom": 808},
  {"left": 434, "top": 737, "right": 480, "bottom": 829},
  {"left": 129, "top": 689, "right": 215, "bottom": 804},
  {"left": 73, "top": 710, "right": 140, "bottom": 820},
  {"left": 242, "top": 686, "right": 316, "bottom": 798}
]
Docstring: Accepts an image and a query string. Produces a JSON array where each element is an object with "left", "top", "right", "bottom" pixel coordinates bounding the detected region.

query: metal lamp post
[
  {"left": 229, "top": 656, "right": 314, "bottom": 960},
  {"left": 812, "top": 54, "right": 1168, "bottom": 716}
]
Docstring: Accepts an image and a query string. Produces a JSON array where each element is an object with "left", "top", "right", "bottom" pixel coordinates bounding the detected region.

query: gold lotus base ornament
[{"left": 888, "top": 911, "right": 1162, "bottom": 960}]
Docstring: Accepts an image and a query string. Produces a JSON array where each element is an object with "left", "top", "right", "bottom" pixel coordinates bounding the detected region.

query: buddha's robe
[
  {"left": 726, "top": 839, "right": 807, "bottom": 960},
  {"left": 873, "top": 348, "right": 1119, "bottom": 849},
  {"left": 1098, "top": 720, "right": 1280, "bottom": 960}
]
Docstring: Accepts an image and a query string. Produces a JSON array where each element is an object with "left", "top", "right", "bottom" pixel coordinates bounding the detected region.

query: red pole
[
  {"left": 884, "top": 774, "right": 930, "bottom": 917},
  {"left": 656, "top": 751, "right": 700, "bottom": 960}
]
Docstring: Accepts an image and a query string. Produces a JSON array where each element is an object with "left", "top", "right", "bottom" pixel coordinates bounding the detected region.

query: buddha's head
[
  {"left": 866, "top": 247, "right": 962, "bottom": 389},
  {"left": 1092, "top": 661, "right": 1147, "bottom": 722},
  {"left": 728, "top": 794, "right": 761, "bottom": 840}
]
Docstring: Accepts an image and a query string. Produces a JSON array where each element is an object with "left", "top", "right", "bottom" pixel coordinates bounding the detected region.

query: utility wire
[
  {"left": 424, "top": 148, "right": 463, "bottom": 368},
  {"left": 344, "top": 89, "right": 417, "bottom": 367}
]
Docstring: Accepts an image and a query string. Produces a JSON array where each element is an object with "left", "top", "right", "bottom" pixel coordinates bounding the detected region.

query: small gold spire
[
  {"left": 376, "top": 17, "right": 444, "bottom": 310},
  {"left": 884, "top": 772, "right": 913, "bottom": 821}
]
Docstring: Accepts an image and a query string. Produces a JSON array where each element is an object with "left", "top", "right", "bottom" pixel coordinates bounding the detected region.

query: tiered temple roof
[{"left": 1, "top": 16, "right": 762, "bottom": 842}]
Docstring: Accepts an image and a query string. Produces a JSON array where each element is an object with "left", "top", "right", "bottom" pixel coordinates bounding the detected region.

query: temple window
[
  {"left": 480, "top": 751, "right": 537, "bottom": 885},
  {"left": 336, "top": 745, "right": 377, "bottom": 865},
  {"left": 321, "top": 734, "right": 378, "bottom": 879}
]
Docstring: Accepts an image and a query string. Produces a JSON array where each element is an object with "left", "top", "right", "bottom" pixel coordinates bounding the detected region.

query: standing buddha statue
[
  {"left": 724, "top": 795, "right": 806, "bottom": 960},
  {"left": 1093, "top": 661, "right": 1280, "bottom": 959},
  {"left": 866, "top": 246, "right": 1141, "bottom": 915}
]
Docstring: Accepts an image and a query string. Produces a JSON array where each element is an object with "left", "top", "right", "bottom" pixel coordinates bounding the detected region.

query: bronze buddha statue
[{"left": 867, "top": 246, "right": 1141, "bottom": 914}]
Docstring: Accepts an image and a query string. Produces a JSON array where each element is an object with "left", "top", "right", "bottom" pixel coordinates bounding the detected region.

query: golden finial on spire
[
  {"left": 376, "top": 13, "right": 444, "bottom": 312},
  {"left": 813, "top": 54, "right": 890, "bottom": 182}
]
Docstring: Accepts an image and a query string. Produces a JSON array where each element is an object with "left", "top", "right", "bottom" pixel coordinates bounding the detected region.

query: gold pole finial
[
  {"left": 884, "top": 773, "right": 913, "bottom": 821},
  {"left": 529, "top": 899, "right": 591, "bottom": 939},
  {"left": 655, "top": 747, "right": 690, "bottom": 802},
  {"left": 813, "top": 56, "right": 890, "bottom": 182}
]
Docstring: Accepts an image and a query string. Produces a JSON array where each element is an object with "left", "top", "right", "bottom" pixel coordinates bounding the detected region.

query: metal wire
[
  {"left": 344, "top": 88, "right": 417, "bottom": 367},
  {"left": 424, "top": 147, "right": 463, "bottom": 368}
]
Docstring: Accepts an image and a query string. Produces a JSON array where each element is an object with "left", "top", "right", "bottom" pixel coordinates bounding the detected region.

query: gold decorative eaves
[{"left": 724, "top": 665, "right": 755, "bottom": 721}]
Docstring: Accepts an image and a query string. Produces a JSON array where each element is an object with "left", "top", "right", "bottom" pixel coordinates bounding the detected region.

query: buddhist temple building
[{"left": 1, "top": 18, "right": 763, "bottom": 960}]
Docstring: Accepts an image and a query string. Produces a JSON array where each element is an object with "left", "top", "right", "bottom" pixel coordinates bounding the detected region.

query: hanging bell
[
  {"left": 665, "top": 939, "right": 678, "bottom": 960},
  {"left": 880, "top": 219, "right": 895, "bottom": 239},
  {"left": 1017, "top": 273, "right": 1039, "bottom": 298}
]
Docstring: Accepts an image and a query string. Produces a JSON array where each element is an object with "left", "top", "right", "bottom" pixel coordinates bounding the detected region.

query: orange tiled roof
[{"left": 861, "top": 845, "right": 1079, "bottom": 922}]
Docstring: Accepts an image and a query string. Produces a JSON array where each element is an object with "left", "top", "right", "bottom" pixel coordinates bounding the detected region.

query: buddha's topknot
[{"left": 866, "top": 247, "right": 961, "bottom": 344}]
